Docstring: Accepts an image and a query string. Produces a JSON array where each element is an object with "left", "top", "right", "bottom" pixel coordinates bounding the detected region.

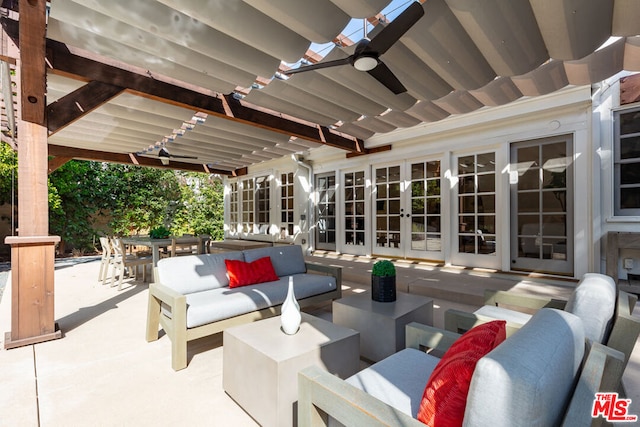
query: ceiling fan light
[{"left": 353, "top": 55, "right": 378, "bottom": 71}]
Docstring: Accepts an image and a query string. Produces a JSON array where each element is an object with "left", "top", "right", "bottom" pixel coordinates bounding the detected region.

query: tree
[
  {"left": 49, "top": 160, "right": 107, "bottom": 253},
  {"left": 172, "top": 173, "right": 224, "bottom": 239}
]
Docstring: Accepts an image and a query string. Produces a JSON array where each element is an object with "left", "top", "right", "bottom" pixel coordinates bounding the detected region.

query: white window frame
[{"left": 614, "top": 106, "right": 640, "bottom": 216}]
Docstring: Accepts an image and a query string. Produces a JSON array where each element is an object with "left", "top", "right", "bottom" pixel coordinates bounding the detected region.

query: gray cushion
[
  {"left": 474, "top": 305, "right": 532, "bottom": 325},
  {"left": 463, "top": 308, "right": 585, "bottom": 427},
  {"left": 157, "top": 252, "right": 244, "bottom": 295},
  {"left": 184, "top": 273, "right": 336, "bottom": 328},
  {"left": 565, "top": 273, "right": 616, "bottom": 343},
  {"left": 344, "top": 348, "right": 440, "bottom": 418},
  {"left": 243, "top": 245, "right": 307, "bottom": 277}
]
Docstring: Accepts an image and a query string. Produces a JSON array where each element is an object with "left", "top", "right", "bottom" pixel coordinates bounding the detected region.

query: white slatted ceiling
[{"left": 44, "top": 0, "right": 640, "bottom": 171}]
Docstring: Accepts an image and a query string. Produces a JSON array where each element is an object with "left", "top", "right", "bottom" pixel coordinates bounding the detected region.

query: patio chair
[
  {"left": 110, "top": 237, "right": 153, "bottom": 290},
  {"left": 169, "top": 236, "right": 203, "bottom": 257},
  {"left": 444, "top": 273, "right": 640, "bottom": 394},
  {"left": 98, "top": 236, "right": 113, "bottom": 284}
]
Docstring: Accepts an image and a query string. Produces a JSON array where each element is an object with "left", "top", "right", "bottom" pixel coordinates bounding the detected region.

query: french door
[
  {"left": 372, "top": 160, "right": 442, "bottom": 259},
  {"left": 315, "top": 173, "right": 336, "bottom": 251},
  {"left": 510, "top": 136, "right": 574, "bottom": 275}
]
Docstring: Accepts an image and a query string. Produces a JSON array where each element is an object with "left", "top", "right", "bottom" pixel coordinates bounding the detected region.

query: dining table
[{"left": 121, "top": 235, "right": 208, "bottom": 268}]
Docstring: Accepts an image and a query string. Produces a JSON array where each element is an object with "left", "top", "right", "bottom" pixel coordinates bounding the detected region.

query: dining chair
[
  {"left": 169, "top": 236, "right": 202, "bottom": 257},
  {"left": 98, "top": 236, "right": 113, "bottom": 284},
  {"left": 110, "top": 237, "right": 153, "bottom": 290}
]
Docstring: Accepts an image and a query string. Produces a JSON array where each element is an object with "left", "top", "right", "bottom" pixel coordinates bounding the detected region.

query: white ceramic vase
[{"left": 281, "top": 276, "right": 301, "bottom": 335}]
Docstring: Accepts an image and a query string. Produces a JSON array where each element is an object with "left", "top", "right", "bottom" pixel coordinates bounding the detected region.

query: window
[
  {"left": 238, "top": 175, "right": 271, "bottom": 234},
  {"left": 280, "top": 172, "right": 294, "bottom": 238},
  {"left": 228, "top": 181, "right": 239, "bottom": 234},
  {"left": 410, "top": 161, "right": 441, "bottom": 251},
  {"left": 241, "top": 178, "right": 254, "bottom": 233},
  {"left": 344, "top": 171, "right": 365, "bottom": 246},
  {"left": 615, "top": 108, "right": 640, "bottom": 216},
  {"left": 458, "top": 153, "right": 496, "bottom": 255},
  {"left": 255, "top": 176, "right": 270, "bottom": 234}
]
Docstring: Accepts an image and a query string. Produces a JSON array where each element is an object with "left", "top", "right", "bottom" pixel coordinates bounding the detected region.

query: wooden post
[{"left": 3, "top": 0, "right": 62, "bottom": 349}]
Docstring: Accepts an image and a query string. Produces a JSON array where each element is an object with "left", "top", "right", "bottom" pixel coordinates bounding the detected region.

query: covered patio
[
  {"left": 1, "top": 254, "right": 639, "bottom": 425},
  {"left": 2, "top": 1, "right": 640, "bottom": 424}
]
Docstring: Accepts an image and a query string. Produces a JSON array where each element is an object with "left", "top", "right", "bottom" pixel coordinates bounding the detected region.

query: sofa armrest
[
  {"left": 298, "top": 365, "right": 423, "bottom": 427},
  {"left": 606, "top": 291, "right": 640, "bottom": 367},
  {"left": 405, "top": 322, "right": 460, "bottom": 358},
  {"left": 444, "top": 308, "right": 525, "bottom": 336},
  {"left": 484, "top": 289, "right": 567, "bottom": 310},
  {"left": 562, "top": 342, "right": 626, "bottom": 427},
  {"left": 305, "top": 261, "right": 342, "bottom": 290},
  {"left": 146, "top": 282, "right": 187, "bottom": 341}
]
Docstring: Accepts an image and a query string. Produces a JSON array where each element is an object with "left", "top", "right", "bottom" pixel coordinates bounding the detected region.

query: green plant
[
  {"left": 372, "top": 259, "right": 396, "bottom": 277},
  {"left": 150, "top": 225, "right": 171, "bottom": 239}
]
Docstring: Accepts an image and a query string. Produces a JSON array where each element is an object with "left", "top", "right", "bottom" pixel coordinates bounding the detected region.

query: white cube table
[
  {"left": 223, "top": 313, "right": 359, "bottom": 427},
  {"left": 333, "top": 291, "right": 433, "bottom": 362}
]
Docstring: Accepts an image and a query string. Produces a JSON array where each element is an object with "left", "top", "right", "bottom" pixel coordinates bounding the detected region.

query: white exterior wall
[
  {"left": 595, "top": 73, "right": 640, "bottom": 279},
  {"left": 222, "top": 81, "right": 640, "bottom": 280}
]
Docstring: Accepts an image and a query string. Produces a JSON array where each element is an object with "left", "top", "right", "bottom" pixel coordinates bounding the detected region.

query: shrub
[{"left": 372, "top": 259, "right": 396, "bottom": 277}]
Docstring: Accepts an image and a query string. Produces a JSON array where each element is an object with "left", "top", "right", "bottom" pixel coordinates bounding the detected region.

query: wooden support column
[{"left": 4, "top": 0, "right": 62, "bottom": 349}]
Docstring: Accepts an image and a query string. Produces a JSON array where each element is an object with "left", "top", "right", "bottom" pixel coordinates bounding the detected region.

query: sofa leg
[
  {"left": 146, "top": 294, "right": 161, "bottom": 342},
  {"left": 171, "top": 339, "right": 187, "bottom": 371}
]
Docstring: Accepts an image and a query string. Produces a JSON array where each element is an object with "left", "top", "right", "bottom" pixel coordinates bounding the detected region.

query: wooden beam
[
  {"left": 17, "top": 0, "right": 46, "bottom": 126},
  {"left": 47, "top": 144, "right": 233, "bottom": 175},
  {"left": 36, "top": 35, "right": 363, "bottom": 152},
  {"left": 2, "top": 17, "right": 365, "bottom": 153},
  {"left": 47, "top": 155, "right": 71, "bottom": 174},
  {"left": 346, "top": 144, "right": 392, "bottom": 158},
  {"left": 47, "top": 80, "right": 125, "bottom": 135}
]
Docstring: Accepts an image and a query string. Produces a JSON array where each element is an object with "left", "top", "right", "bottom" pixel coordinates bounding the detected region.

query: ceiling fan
[
  {"left": 282, "top": 2, "right": 424, "bottom": 95},
  {"left": 158, "top": 147, "right": 198, "bottom": 165}
]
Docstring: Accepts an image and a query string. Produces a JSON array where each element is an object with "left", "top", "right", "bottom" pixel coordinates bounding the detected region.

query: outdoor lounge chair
[
  {"left": 444, "top": 273, "right": 640, "bottom": 394},
  {"left": 298, "top": 309, "right": 626, "bottom": 426}
]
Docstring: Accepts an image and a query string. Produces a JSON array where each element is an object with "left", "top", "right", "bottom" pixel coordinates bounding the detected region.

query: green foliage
[
  {"left": 171, "top": 173, "right": 224, "bottom": 240},
  {"left": 0, "top": 142, "right": 17, "bottom": 205},
  {"left": 372, "top": 259, "right": 396, "bottom": 277},
  {"left": 149, "top": 225, "right": 171, "bottom": 239},
  {"left": 0, "top": 154, "right": 226, "bottom": 254},
  {"left": 49, "top": 160, "right": 107, "bottom": 251}
]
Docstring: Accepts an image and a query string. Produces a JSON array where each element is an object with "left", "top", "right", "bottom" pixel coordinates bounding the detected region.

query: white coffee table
[
  {"left": 333, "top": 291, "right": 433, "bottom": 362},
  {"left": 223, "top": 313, "right": 360, "bottom": 427}
]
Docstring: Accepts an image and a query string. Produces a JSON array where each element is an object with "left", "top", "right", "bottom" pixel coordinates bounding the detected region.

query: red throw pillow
[
  {"left": 417, "top": 320, "right": 506, "bottom": 426},
  {"left": 225, "top": 256, "right": 279, "bottom": 288}
]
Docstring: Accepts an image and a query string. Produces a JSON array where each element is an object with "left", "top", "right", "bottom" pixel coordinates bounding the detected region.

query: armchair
[{"left": 298, "top": 309, "right": 625, "bottom": 427}]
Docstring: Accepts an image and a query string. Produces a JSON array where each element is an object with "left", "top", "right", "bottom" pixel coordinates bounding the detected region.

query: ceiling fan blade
[
  {"left": 367, "top": 2, "right": 424, "bottom": 56},
  {"left": 283, "top": 57, "right": 352, "bottom": 75},
  {"left": 367, "top": 61, "right": 407, "bottom": 94}
]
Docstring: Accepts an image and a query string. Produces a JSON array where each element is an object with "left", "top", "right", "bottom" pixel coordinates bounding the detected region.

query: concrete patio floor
[{"left": 1, "top": 254, "right": 639, "bottom": 426}]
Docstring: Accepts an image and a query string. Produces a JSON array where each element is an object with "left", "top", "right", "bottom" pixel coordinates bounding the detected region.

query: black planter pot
[{"left": 371, "top": 275, "right": 396, "bottom": 302}]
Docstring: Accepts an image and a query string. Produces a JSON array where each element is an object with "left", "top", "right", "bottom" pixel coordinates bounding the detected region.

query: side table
[
  {"left": 333, "top": 291, "right": 433, "bottom": 362},
  {"left": 223, "top": 313, "right": 360, "bottom": 427}
]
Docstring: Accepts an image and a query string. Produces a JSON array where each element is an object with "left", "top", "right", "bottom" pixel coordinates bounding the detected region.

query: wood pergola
[{"left": 1, "top": 0, "right": 367, "bottom": 348}]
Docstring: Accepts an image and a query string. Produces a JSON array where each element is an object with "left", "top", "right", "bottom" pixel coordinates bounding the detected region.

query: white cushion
[
  {"left": 243, "top": 245, "right": 307, "bottom": 277},
  {"left": 463, "top": 308, "right": 585, "bottom": 427},
  {"left": 157, "top": 252, "right": 244, "bottom": 295},
  {"left": 565, "top": 273, "right": 616, "bottom": 343},
  {"left": 474, "top": 305, "right": 532, "bottom": 325}
]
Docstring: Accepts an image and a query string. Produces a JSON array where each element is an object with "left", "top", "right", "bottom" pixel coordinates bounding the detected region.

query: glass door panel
[
  {"left": 316, "top": 173, "right": 336, "bottom": 251},
  {"left": 510, "top": 137, "right": 573, "bottom": 275},
  {"left": 373, "top": 160, "right": 442, "bottom": 259},
  {"left": 344, "top": 171, "right": 366, "bottom": 247}
]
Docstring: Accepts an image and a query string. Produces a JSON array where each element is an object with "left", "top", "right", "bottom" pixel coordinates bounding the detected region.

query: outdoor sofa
[
  {"left": 298, "top": 308, "right": 626, "bottom": 426},
  {"left": 146, "top": 245, "right": 341, "bottom": 370}
]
